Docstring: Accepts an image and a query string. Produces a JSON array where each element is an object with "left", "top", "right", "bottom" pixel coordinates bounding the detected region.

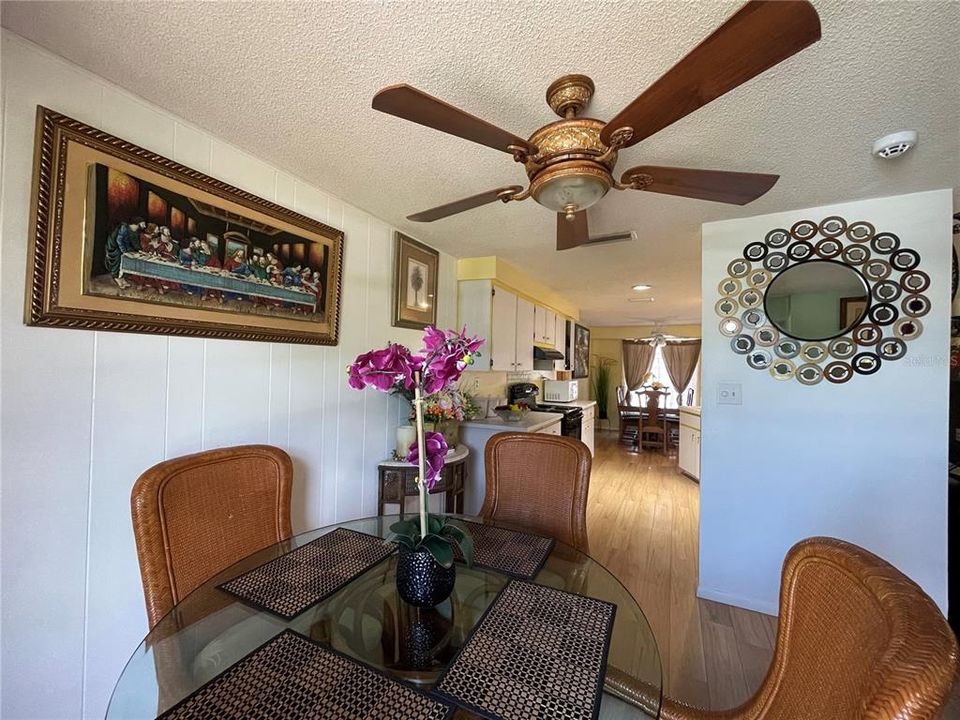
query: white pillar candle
[{"left": 396, "top": 425, "right": 417, "bottom": 460}]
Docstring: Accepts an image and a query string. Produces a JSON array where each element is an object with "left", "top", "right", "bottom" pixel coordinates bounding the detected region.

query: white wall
[
  {"left": 700, "top": 189, "right": 951, "bottom": 616},
  {"left": 0, "top": 32, "right": 458, "bottom": 719}
]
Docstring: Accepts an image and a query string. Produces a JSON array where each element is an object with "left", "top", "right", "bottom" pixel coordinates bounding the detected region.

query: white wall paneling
[
  {"left": 0, "top": 32, "right": 458, "bottom": 719},
  {"left": 699, "top": 189, "right": 951, "bottom": 616}
]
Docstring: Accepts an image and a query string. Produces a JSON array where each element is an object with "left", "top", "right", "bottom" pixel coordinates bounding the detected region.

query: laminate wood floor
[{"left": 586, "top": 431, "right": 960, "bottom": 715}]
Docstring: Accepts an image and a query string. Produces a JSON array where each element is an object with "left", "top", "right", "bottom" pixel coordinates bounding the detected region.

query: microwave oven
[{"left": 543, "top": 380, "right": 578, "bottom": 403}]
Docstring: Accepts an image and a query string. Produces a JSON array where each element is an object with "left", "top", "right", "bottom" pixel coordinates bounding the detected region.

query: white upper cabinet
[
  {"left": 490, "top": 285, "right": 518, "bottom": 371},
  {"left": 457, "top": 280, "right": 536, "bottom": 372},
  {"left": 533, "top": 305, "right": 547, "bottom": 344},
  {"left": 533, "top": 305, "right": 559, "bottom": 347},
  {"left": 514, "top": 297, "right": 535, "bottom": 371}
]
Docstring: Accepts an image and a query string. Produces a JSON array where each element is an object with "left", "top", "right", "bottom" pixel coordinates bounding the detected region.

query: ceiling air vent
[{"left": 582, "top": 230, "right": 637, "bottom": 246}]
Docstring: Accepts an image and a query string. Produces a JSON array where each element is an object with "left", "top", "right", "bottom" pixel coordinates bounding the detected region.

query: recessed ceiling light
[{"left": 631, "top": 284, "right": 651, "bottom": 291}]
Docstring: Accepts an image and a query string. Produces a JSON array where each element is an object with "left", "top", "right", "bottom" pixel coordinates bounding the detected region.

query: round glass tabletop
[{"left": 107, "top": 515, "right": 662, "bottom": 718}]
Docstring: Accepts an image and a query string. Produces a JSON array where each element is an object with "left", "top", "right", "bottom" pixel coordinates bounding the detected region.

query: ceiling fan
[{"left": 372, "top": 0, "right": 821, "bottom": 251}]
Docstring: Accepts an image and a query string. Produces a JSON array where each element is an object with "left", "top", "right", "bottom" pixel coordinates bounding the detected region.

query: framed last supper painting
[{"left": 25, "top": 107, "right": 344, "bottom": 345}]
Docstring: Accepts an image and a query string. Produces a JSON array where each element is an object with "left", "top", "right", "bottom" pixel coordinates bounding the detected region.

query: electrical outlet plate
[{"left": 717, "top": 382, "right": 742, "bottom": 405}]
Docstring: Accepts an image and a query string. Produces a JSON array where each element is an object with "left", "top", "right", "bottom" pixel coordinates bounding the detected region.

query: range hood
[{"left": 534, "top": 346, "right": 565, "bottom": 361}]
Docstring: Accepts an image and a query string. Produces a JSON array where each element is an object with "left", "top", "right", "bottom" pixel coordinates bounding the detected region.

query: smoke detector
[{"left": 872, "top": 130, "right": 918, "bottom": 159}]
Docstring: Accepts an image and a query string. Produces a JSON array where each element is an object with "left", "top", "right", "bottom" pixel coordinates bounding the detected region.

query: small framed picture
[{"left": 393, "top": 233, "right": 438, "bottom": 329}]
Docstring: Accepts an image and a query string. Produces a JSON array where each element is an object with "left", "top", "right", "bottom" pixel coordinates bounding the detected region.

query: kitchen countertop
[
  {"left": 460, "top": 411, "right": 562, "bottom": 433},
  {"left": 679, "top": 406, "right": 701, "bottom": 416},
  {"left": 548, "top": 399, "right": 597, "bottom": 410}
]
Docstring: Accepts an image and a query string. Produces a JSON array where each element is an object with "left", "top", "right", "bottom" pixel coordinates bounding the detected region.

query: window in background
[{"left": 643, "top": 346, "right": 699, "bottom": 410}]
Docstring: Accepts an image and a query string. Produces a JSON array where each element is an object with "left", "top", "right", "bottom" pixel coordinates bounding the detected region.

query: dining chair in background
[
  {"left": 617, "top": 386, "right": 641, "bottom": 446},
  {"left": 639, "top": 390, "right": 667, "bottom": 453},
  {"left": 481, "top": 432, "right": 592, "bottom": 554},
  {"left": 131, "top": 445, "right": 293, "bottom": 628},
  {"left": 606, "top": 536, "right": 959, "bottom": 719}
]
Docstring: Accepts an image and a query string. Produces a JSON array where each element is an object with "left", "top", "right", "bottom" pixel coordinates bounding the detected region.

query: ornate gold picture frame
[
  {"left": 392, "top": 232, "right": 438, "bottom": 330},
  {"left": 25, "top": 107, "right": 344, "bottom": 345}
]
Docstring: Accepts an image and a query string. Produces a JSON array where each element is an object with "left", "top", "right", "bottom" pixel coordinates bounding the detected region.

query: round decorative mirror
[
  {"left": 715, "top": 216, "right": 930, "bottom": 385},
  {"left": 763, "top": 260, "right": 869, "bottom": 341}
]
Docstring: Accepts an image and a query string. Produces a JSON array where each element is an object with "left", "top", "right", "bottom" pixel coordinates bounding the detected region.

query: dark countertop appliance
[{"left": 508, "top": 382, "right": 583, "bottom": 440}]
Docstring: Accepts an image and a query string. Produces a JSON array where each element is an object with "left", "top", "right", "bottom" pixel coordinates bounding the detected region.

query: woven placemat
[
  {"left": 455, "top": 520, "right": 554, "bottom": 579},
  {"left": 158, "top": 630, "right": 452, "bottom": 719},
  {"left": 433, "top": 579, "right": 616, "bottom": 720},
  {"left": 218, "top": 527, "right": 395, "bottom": 620}
]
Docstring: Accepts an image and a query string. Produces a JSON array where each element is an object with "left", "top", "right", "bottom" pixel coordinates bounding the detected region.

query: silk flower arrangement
[{"left": 347, "top": 327, "right": 483, "bottom": 571}]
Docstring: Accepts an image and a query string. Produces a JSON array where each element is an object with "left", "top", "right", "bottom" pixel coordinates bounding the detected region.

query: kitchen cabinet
[
  {"left": 581, "top": 403, "right": 595, "bottom": 455},
  {"left": 678, "top": 407, "right": 701, "bottom": 481},
  {"left": 534, "top": 305, "right": 547, "bottom": 344},
  {"left": 514, "top": 297, "right": 535, "bottom": 371},
  {"left": 490, "top": 284, "right": 517, "bottom": 371},
  {"left": 460, "top": 412, "right": 563, "bottom": 513},
  {"left": 537, "top": 420, "right": 562, "bottom": 436},
  {"left": 458, "top": 280, "right": 535, "bottom": 372},
  {"left": 533, "top": 305, "right": 557, "bottom": 346}
]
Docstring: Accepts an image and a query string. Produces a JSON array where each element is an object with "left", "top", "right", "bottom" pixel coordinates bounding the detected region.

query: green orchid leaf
[
  {"left": 427, "top": 515, "right": 444, "bottom": 535},
  {"left": 453, "top": 530, "right": 475, "bottom": 567},
  {"left": 422, "top": 536, "right": 455, "bottom": 568},
  {"left": 443, "top": 520, "right": 474, "bottom": 566},
  {"left": 390, "top": 534, "right": 415, "bottom": 549},
  {"left": 389, "top": 519, "right": 418, "bottom": 538},
  {"left": 441, "top": 525, "right": 464, "bottom": 542}
]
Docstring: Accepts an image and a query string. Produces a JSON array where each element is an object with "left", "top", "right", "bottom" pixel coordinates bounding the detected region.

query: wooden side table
[{"left": 377, "top": 444, "right": 469, "bottom": 517}]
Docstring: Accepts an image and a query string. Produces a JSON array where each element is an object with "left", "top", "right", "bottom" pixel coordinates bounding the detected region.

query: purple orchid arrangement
[{"left": 346, "top": 327, "right": 483, "bottom": 568}]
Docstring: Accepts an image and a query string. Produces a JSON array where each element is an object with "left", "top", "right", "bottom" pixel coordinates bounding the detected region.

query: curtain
[
  {"left": 622, "top": 340, "right": 655, "bottom": 392},
  {"left": 662, "top": 340, "right": 701, "bottom": 396}
]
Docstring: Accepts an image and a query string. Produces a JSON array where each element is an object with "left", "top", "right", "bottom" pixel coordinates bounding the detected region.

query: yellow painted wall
[{"left": 457, "top": 256, "right": 580, "bottom": 320}]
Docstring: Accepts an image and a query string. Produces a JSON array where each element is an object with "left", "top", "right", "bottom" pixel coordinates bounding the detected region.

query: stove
[{"left": 508, "top": 382, "right": 583, "bottom": 439}]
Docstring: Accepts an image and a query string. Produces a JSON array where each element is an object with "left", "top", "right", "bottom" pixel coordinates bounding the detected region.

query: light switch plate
[{"left": 717, "top": 382, "right": 742, "bottom": 405}]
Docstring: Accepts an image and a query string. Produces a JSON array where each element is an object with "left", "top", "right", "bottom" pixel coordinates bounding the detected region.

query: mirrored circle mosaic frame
[{"left": 714, "top": 215, "right": 930, "bottom": 385}]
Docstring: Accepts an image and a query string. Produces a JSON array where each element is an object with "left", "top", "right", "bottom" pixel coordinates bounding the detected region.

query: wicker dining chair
[
  {"left": 131, "top": 445, "right": 293, "bottom": 628},
  {"left": 480, "top": 432, "right": 592, "bottom": 554},
  {"left": 606, "top": 536, "right": 959, "bottom": 720}
]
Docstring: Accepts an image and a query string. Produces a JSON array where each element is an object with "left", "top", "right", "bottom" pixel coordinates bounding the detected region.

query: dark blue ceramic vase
[{"left": 396, "top": 547, "right": 456, "bottom": 607}]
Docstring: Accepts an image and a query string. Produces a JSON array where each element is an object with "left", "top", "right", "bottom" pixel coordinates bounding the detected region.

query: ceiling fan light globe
[{"left": 532, "top": 172, "right": 609, "bottom": 214}]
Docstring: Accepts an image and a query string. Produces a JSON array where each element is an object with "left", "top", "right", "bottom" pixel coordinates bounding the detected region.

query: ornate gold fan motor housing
[{"left": 515, "top": 75, "right": 635, "bottom": 220}]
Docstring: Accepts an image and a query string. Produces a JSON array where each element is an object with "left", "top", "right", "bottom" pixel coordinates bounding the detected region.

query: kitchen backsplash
[{"left": 461, "top": 370, "right": 590, "bottom": 415}]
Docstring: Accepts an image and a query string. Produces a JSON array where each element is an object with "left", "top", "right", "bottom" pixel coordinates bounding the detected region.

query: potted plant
[
  {"left": 347, "top": 327, "right": 482, "bottom": 607},
  {"left": 590, "top": 356, "right": 617, "bottom": 421}
]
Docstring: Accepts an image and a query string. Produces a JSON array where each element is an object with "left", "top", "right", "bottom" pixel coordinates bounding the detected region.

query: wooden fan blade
[
  {"left": 373, "top": 84, "right": 537, "bottom": 156},
  {"left": 621, "top": 165, "right": 778, "bottom": 205},
  {"left": 601, "top": 0, "right": 820, "bottom": 148},
  {"left": 557, "top": 211, "right": 589, "bottom": 251},
  {"left": 407, "top": 186, "right": 524, "bottom": 222}
]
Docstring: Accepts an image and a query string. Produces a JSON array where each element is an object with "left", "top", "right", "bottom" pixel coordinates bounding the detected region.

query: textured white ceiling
[{"left": 3, "top": 1, "right": 958, "bottom": 326}]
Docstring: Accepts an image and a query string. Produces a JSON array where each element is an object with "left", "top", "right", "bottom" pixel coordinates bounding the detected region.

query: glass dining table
[{"left": 107, "top": 515, "right": 662, "bottom": 719}]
